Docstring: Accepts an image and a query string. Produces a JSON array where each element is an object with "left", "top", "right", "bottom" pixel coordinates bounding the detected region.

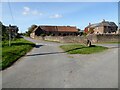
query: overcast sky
[{"left": 1, "top": 2, "right": 118, "bottom": 33}]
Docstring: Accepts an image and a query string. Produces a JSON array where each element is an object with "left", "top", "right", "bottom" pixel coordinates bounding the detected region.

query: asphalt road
[{"left": 1, "top": 37, "right": 118, "bottom": 88}]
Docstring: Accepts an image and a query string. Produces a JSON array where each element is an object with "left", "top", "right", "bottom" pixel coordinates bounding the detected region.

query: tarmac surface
[{"left": 1, "top": 37, "right": 119, "bottom": 88}]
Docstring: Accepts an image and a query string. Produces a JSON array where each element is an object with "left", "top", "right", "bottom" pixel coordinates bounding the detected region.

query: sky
[{"left": 1, "top": 2, "right": 118, "bottom": 33}]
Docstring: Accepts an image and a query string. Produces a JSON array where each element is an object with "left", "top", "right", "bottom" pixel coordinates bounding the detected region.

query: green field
[
  {"left": 1, "top": 38, "right": 35, "bottom": 70},
  {"left": 60, "top": 44, "right": 108, "bottom": 54}
]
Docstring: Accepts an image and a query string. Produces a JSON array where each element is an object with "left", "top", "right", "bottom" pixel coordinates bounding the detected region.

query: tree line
[{"left": 0, "top": 21, "right": 19, "bottom": 41}]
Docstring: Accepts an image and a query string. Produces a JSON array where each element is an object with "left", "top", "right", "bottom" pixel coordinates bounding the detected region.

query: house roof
[
  {"left": 57, "top": 26, "right": 78, "bottom": 32},
  {"left": 38, "top": 26, "right": 78, "bottom": 32},
  {"left": 86, "top": 20, "right": 118, "bottom": 28},
  {"left": 33, "top": 26, "right": 41, "bottom": 32},
  {"left": 40, "top": 26, "right": 57, "bottom": 32}
]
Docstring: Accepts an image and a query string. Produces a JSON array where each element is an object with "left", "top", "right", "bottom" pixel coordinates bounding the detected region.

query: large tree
[
  {"left": 27, "top": 25, "right": 37, "bottom": 36},
  {"left": 0, "top": 22, "right": 9, "bottom": 40}
]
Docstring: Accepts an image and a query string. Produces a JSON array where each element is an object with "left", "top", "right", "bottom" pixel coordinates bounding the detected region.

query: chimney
[
  {"left": 103, "top": 19, "right": 105, "bottom": 22},
  {"left": 89, "top": 23, "right": 91, "bottom": 26},
  {"left": 9, "top": 24, "right": 11, "bottom": 27}
]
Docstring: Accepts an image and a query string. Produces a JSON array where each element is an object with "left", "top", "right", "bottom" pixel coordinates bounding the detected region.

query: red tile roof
[
  {"left": 57, "top": 26, "right": 78, "bottom": 32},
  {"left": 39, "top": 26, "right": 78, "bottom": 32}
]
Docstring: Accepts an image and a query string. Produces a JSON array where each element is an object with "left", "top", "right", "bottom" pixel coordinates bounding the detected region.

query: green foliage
[
  {"left": 40, "top": 33, "right": 46, "bottom": 37},
  {"left": 1, "top": 23, "right": 9, "bottom": 40},
  {"left": 60, "top": 44, "right": 108, "bottom": 54},
  {"left": 83, "top": 32, "right": 87, "bottom": 36},
  {"left": 1, "top": 22, "right": 19, "bottom": 41},
  {"left": 1, "top": 38, "right": 35, "bottom": 70},
  {"left": 77, "top": 28, "right": 81, "bottom": 31},
  {"left": 27, "top": 25, "right": 37, "bottom": 36},
  {"left": 85, "top": 28, "right": 94, "bottom": 35},
  {"left": 24, "top": 31, "right": 29, "bottom": 36},
  {"left": 89, "top": 28, "right": 94, "bottom": 34}
]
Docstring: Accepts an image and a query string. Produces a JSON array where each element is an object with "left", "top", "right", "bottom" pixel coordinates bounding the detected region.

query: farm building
[
  {"left": 30, "top": 25, "right": 79, "bottom": 38},
  {"left": 84, "top": 19, "right": 118, "bottom": 34}
]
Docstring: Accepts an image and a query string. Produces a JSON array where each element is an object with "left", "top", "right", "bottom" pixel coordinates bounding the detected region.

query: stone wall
[
  {"left": 44, "top": 36, "right": 86, "bottom": 43},
  {"left": 33, "top": 34, "right": 120, "bottom": 43},
  {"left": 45, "top": 36, "right": 63, "bottom": 42},
  {"left": 44, "top": 36, "right": 95, "bottom": 44},
  {"left": 95, "top": 34, "right": 120, "bottom": 43}
]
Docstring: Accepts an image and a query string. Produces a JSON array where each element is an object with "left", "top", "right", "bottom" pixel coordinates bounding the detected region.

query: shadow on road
[
  {"left": 26, "top": 51, "right": 65, "bottom": 56},
  {"left": 26, "top": 45, "right": 97, "bottom": 57},
  {"left": 65, "top": 45, "right": 96, "bottom": 52},
  {"left": 11, "top": 42, "right": 35, "bottom": 47},
  {"left": 35, "top": 45, "right": 43, "bottom": 48}
]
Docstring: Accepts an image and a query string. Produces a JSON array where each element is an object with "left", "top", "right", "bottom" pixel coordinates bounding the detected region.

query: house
[
  {"left": 116, "top": 28, "right": 120, "bottom": 34},
  {"left": 6, "top": 25, "right": 19, "bottom": 38},
  {"left": 84, "top": 19, "right": 118, "bottom": 34},
  {"left": 1, "top": 22, "right": 19, "bottom": 40},
  {"left": 30, "top": 25, "right": 79, "bottom": 38}
]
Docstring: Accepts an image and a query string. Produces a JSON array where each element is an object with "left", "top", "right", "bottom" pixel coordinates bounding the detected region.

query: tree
[
  {"left": 77, "top": 28, "right": 81, "bottom": 31},
  {"left": 1, "top": 22, "right": 9, "bottom": 40},
  {"left": 84, "top": 27, "right": 94, "bottom": 34},
  {"left": 27, "top": 25, "right": 37, "bottom": 36}
]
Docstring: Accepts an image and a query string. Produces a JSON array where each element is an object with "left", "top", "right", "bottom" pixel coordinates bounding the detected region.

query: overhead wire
[{"left": 8, "top": 0, "right": 15, "bottom": 24}]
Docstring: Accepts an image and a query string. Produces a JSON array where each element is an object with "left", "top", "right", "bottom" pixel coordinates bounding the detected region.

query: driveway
[{"left": 2, "top": 37, "right": 118, "bottom": 88}]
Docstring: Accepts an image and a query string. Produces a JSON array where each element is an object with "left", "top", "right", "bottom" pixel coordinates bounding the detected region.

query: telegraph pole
[{"left": 9, "top": 24, "right": 11, "bottom": 46}]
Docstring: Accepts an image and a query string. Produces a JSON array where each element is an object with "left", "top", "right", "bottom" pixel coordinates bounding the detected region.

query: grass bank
[
  {"left": 60, "top": 44, "right": 108, "bottom": 54},
  {"left": 1, "top": 38, "right": 35, "bottom": 70}
]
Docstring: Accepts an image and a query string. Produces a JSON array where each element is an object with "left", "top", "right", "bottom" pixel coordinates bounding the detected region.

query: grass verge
[
  {"left": 60, "top": 44, "right": 108, "bottom": 54},
  {"left": 1, "top": 38, "right": 35, "bottom": 70}
]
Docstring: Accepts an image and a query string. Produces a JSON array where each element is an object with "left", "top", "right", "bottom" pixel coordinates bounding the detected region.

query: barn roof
[
  {"left": 38, "top": 26, "right": 78, "bottom": 32},
  {"left": 57, "top": 26, "right": 78, "bottom": 32}
]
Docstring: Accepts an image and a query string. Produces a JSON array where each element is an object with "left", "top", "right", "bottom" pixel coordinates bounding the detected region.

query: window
[{"left": 104, "top": 26, "right": 106, "bottom": 28}]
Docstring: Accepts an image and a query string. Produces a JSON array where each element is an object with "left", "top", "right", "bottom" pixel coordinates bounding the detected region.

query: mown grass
[
  {"left": 60, "top": 44, "right": 108, "bottom": 54},
  {"left": 1, "top": 38, "right": 35, "bottom": 70}
]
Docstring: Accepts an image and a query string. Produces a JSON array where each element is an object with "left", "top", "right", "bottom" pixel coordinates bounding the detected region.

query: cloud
[
  {"left": 24, "top": 7, "right": 30, "bottom": 12},
  {"left": 31, "top": 10, "right": 38, "bottom": 15},
  {"left": 22, "top": 11, "right": 28, "bottom": 15},
  {"left": 22, "top": 7, "right": 30, "bottom": 15},
  {"left": 22, "top": 6, "right": 42, "bottom": 16},
  {"left": 50, "top": 14, "right": 63, "bottom": 18},
  {"left": 31, "top": 10, "right": 43, "bottom": 15}
]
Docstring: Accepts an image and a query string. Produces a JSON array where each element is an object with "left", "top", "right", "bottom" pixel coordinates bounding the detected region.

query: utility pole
[{"left": 9, "top": 24, "right": 11, "bottom": 46}]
